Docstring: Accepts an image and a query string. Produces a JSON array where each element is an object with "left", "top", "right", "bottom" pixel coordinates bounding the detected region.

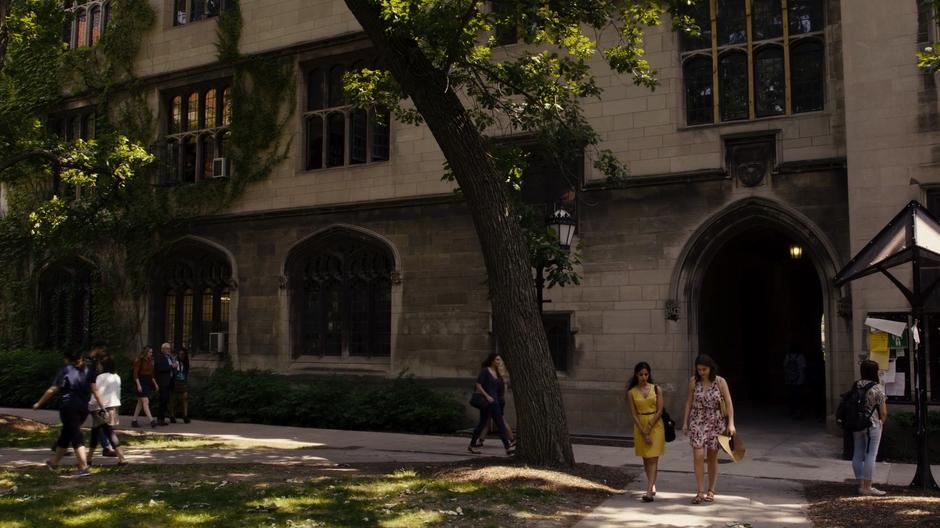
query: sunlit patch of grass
[
  {"left": 168, "top": 512, "right": 217, "bottom": 525},
  {"left": 379, "top": 508, "right": 443, "bottom": 527},
  {"left": 56, "top": 509, "right": 112, "bottom": 526}
]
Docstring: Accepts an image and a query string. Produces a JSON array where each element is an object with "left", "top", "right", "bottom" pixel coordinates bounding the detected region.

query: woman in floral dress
[{"left": 681, "top": 354, "right": 735, "bottom": 505}]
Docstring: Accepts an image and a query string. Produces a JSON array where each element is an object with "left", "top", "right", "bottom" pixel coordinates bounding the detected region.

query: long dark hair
[
  {"left": 860, "top": 359, "right": 879, "bottom": 383},
  {"left": 481, "top": 352, "right": 500, "bottom": 368},
  {"left": 694, "top": 354, "right": 718, "bottom": 382},
  {"left": 627, "top": 361, "right": 654, "bottom": 391}
]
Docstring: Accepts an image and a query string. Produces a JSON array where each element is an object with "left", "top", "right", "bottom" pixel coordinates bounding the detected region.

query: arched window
[
  {"left": 789, "top": 0, "right": 823, "bottom": 35},
  {"left": 222, "top": 87, "right": 232, "bottom": 125},
  {"left": 103, "top": 3, "right": 112, "bottom": 30},
  {"left": 171, "top": 96, "right": 182, "bottom": 133},
  {"left": 307, "top": 68, "right": 324, "bottom": 111},
  {"left": 328, "top": 65, "right": 346, "bottom": 107},
  {"left": 166, "top": 139, "right": 180, "bottom": 183},
  {"left": 217, "top": 129, "right": 230, "bottom": 157},
  {"left": 180, "top": 136, "right": 196, "bottom": 183},
  {"left": 199, "top": 134, "right": 215, "bottom": 179},
  {"left": 89, "top": 6, "right": 101, "bottom": 45},
  {"left": 350, "top": 109, "right": 368, "bottom": 165},
  {"left": 683, "top": 57, "right": 713, "bottom": 125},
  {"left": 76, "top": 9, "right": 87, "bottom": 48},
  {"left": 790, "top": 39, "right": 824, "bottom": 113},
  {"left": 187, "top": 92, "right": 199, "bottom": 130},
  {"left": 174, "top": 0, "right": 188, "bottom": 26},
  {"left": 305, "top": 115, "right": 323, "bottom": 170},
  {"left": 287, "top": 230, "right": 394, "bottom": 358},
  {"left": 718, "top": 52, "right": 748, "bottom": 121},
  {"left": 751, "top": 0, "right": 783, "bottom": 41},
  {"left": 716, "top": 0, "right": 746, "bottom": 46},
  {"left": 63, "top": 15, "right": 73, "bottom": 48},
  {"left": 38, "top": 259, "right": 95, "bottom": 351},
  {"left": 204, "top": 89, "right": 217, "bottom": 129},
  {"left": 326, "top": 112, "right": 346, "bottom": 167},
  {"left": 153, "top": 241, "right": 234, "bottom": 354},
  {"left": 753, "top": 46, "right": 785, "bottom": 117}
]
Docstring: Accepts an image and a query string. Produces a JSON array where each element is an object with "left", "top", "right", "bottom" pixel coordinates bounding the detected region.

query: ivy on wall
[{"left": 0, "top": 0, "right": 294, "bottom": 351}]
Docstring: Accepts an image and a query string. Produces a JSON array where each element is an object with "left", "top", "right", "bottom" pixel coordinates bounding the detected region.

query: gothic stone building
[{"left": 21, "top": 0, "right": 940, "bottom": 434}]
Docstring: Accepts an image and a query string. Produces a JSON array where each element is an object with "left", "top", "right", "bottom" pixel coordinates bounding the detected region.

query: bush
[
  {"left": 186, "top": 367, "right": 467, "bottom": 434},
  {"left": 0, "top": 348, "right": 64, "bottom": 408},
  {"left": 0, "top": 348, "right": 467, "bottom": 434},
  {"left": 879, "top": 410, "right": 940, "bottom": 463}
]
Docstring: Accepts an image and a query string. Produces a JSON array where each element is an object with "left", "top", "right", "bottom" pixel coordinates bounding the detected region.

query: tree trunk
[
  {"left": 0, "top": 0, "right": 9, "bottom": 74},
  {"left": 343, "top": 0, "right": 574, "bottom": 466}
]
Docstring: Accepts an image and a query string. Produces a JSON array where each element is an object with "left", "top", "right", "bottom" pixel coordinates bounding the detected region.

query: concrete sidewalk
[{"left": 3, "top": 407, "right": 937, "bottom": 527}]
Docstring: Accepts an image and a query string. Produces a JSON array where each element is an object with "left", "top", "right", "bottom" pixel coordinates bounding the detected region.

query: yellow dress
[{"left": 630, "top": 384, "right": 665, "bottom": 458}]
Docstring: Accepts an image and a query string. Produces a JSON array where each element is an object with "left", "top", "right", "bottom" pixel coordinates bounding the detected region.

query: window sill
[
  {"left": 296, "top": 159, "right": 391, "bottom": 176},
  {"left": 288, "top": 355, "right": 391, "bottom": 375},
  {"left": 676, "top": 109, "right": 828, "bottom": 132}
]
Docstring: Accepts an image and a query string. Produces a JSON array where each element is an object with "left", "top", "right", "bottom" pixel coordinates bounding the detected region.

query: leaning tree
[{"left": 341, "top": 0, "right": 693, "bottom": 465}]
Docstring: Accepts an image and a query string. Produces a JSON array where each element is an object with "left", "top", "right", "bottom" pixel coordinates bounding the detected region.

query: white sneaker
[{"left": 859, "top": 487, "right": 886, "bottom": 496}]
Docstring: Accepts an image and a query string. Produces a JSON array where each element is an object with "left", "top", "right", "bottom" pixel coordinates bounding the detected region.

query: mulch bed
[
  {"left": 803, "top": 481, "right": 940, "bottom": 527},
  {"left": 0, "top": 414, "right": 47, "bottom": 433}
]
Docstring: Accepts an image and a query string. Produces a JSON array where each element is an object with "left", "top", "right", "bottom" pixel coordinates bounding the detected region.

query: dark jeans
[
  {"left": 90, "top": 423, "right": 120, "bottom": 452},
  {"left": 470, "top": 401, "right": 511, "bottom": 449},
  {"left": 156, "top": 379, "right": 173, "bottom": 421},
  {"left": 786, "top": 384, "right": 804, "bottom": 417},
  {"left": 57, "top": 408, "right": 88, "bottom": 449}
]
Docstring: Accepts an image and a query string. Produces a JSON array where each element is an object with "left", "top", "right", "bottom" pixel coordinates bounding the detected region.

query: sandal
[
  {"left": 467, "top": 446, "right": 481, "bottom": 454},
  {"left": 641, "top": 494, "right": 654, "bottom": 502},
  {"left": 691, "top": 493, "right": 705, "bottom": 505},
  {"left": 704, "top": 490, "right": 715, "bottom": 502}
]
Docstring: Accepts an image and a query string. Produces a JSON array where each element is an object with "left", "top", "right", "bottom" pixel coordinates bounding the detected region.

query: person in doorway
[
  {"left": 627, "top": 361, "right": 665, "bottom": 502},
  {"left": 682, "top": 354, "right": 735, "bottom": 505},
  {"left": 87, "top": 357, "right": 127, "bottom": 466},
  {"left": 131, "top": 346, "right": 158, "bottom": 428},
  {"left": 468, "top": 353, "right": 515, "bottom": 456},
  {"left": 33, "top": 350, "right": 107, "bottom": 476},
  {"left": 169, "top": 346, "right": 190, "bottom": 424},
  {"left": 153, "top": 342, "right": 178, "bottom": 426},
  {"left": 852, "top": 359, "right": 888, "bottom": 496},
  {"left": 783, "top": 345, "right": 807, "bottom": 419}
]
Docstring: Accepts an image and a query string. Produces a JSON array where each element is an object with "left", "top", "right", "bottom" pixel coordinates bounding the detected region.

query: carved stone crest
[
  {"left": 665, "top": 299, "right": 680, "bottom": 321},
  {"left": 726, "top": 135, "right": 775, "bottom": 187}
]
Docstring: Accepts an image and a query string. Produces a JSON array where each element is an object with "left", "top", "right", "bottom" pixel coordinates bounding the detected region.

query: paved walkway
[{"left": 3, "top": 407, "right": 938, "bottom": 527}]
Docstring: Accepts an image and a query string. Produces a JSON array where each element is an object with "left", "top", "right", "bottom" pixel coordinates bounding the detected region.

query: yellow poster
[{"left": 869, "top": 331, "right": 890, "bottom": 370}]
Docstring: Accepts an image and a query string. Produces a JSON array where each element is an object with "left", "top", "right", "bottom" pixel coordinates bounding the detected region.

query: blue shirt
[
  {"left": 476, "top": 368, "right": 504, "bottom": 403},
  {"left": 53, "top": 363, "right": 97, "bottom": 411}
]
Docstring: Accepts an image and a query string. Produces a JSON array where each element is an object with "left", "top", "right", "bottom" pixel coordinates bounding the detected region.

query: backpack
[
  {"left": 783, "top": 354, "right": 801, "bottom": 385},
  {"left": 836, "top": 381, "right": 877, "bottom": 432}
]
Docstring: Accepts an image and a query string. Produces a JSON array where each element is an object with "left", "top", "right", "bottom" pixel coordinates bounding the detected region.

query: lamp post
[{"left": 536, "top": 206, "right": 577, "bottom": 313}]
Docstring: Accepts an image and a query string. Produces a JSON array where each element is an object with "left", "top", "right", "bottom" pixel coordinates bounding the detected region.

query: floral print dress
[{"left": 688, "top": 379, "right": 726, "bottom": 449}]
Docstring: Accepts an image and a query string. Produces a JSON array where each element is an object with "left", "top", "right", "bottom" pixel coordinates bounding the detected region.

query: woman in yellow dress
[{"left": 627, "top": 361, "right": 665, "bottom": 502}]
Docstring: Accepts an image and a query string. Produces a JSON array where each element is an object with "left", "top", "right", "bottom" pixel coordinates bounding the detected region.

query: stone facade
[{"left": 84, "top": 0, "right": 939, "bottom": 434}]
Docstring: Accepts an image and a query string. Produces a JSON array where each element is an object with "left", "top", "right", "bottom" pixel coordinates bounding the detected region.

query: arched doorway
[
  {"left": 670, "top": 198, "right": 847, "bottom": 421},
  {"left": 699, "top": 228, "right": 826, "bottom": 418}
]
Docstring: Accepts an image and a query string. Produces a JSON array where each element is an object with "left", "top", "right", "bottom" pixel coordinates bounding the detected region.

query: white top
[{"left": 89, "top": 373, "right": 121, "bottom": 410}]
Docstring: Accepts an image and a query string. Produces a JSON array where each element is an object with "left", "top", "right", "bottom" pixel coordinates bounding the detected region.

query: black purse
[
  {"left": 469, "top": 392, "right": 487, "bottom": 409},
  {"left": 662, "top": 410, "right": 676, "bottom": 443}
]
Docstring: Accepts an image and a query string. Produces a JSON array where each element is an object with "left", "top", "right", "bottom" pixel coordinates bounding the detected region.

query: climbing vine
[{"left": 0, "top": 0, "right": 294, "bottom": 351}]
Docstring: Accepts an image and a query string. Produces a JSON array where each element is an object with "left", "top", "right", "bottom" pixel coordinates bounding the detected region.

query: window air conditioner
[
  {"left": 209, "top": 332, "right": 227, "bottom": 353},
  {"left": 211, "top": 157, "right": 229, "bottom": 178}
]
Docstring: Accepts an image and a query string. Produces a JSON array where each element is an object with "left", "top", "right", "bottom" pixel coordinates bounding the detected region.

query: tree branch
[{"left": 0, "top": 149, "right": 62, "bottom": 179}]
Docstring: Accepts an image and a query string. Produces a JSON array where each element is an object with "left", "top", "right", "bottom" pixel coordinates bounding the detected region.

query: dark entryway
[{"left": 699, "top": 228, "right": 826, "bottom": 418}]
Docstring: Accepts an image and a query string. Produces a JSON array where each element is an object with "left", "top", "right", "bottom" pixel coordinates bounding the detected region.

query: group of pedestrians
[
  {"left": 130, "top": 343, "right": 190, "bottom": 428},
  {"left": 31, "top": 341, "right": 191, "bottom": 475}
]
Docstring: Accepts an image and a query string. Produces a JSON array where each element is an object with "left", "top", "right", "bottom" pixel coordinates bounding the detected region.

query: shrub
[
  {"left": 879, "top": 410, "right": 940, "bottom": 463},
  {"left": 0, "top": 348, "right": 64, "bottom": 408}
]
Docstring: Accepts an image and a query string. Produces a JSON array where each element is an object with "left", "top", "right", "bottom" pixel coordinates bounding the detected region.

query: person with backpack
[
  {"left": 840, "top": 359, "right": 888, "bottom": 496},
  {"left": 783, "top": 345, "right": 807, "bottom": 419}
]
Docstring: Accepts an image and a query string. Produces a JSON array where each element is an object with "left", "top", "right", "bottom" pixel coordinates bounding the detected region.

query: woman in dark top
[
  {"left": 468, "top": 353, "right": 515, "bottom": 456},
  {"left": 33, "top": 350, "right": 106, "bottom": 476}
]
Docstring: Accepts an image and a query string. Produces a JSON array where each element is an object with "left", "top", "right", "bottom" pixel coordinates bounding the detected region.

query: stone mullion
[
  {"left": 710, "top": 0, "right": 720, "bottom": 123},
  {"left": 781, "top": 0, "right": 792, "bottom": 115},
  {"left": 745, "top": 0, "right": 755, "bottom": 120}
]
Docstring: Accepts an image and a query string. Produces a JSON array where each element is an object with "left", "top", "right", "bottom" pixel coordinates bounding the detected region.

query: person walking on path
[
  {"left": 87, "top": 357, "right": 127, "bottom": 467},
  {"left": 468, "top": 353, "right": 515, "bottom": 456},
  {"left": 682, "top": 354, "right": 736, "bottom": 505},
  {"left": 131, "top": 346, "right": 157, "bottom": 428},
  {"left": 471, "top": 359, "right": 514, "bottom": 448},
  {"left": 153, "top": 343, "right": 178, "bottom": 426},
  {"left": 32, "top": 350, "right": 107, "bottom": 476},
  {"left": 852, "top": 359, "right": 888, "bottom": 496},
  {"left": 169, "top": 346, "right": 190, "bottom": 424},
  {"left": 627, "top": 361, "right": 665, "bottom": 502}
]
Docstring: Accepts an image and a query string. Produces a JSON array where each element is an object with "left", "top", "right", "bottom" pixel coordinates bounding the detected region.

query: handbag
[
  {"left": 661, "top": 410, "right": 676, "bottom": 443},
  {"left": 469, "top": 392, "right": 488, "bottom": 409}
]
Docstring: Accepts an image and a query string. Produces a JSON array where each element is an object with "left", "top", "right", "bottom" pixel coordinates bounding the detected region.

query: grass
[{"left": 0, "top": 462, "right": 629, "bottom": 527}]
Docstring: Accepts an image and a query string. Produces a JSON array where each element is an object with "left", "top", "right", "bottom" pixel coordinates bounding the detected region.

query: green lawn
[{"left": 0, "top": 462, "right": 621, "bottom": 527}]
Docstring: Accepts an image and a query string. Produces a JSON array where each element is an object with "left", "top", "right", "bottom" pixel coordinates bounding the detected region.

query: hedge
[
  {"left": 0, "top": 348, "right": 467, "bottom": 435},
  {"left": 879, "top": 410, "right": 940, "bottom": 463}
]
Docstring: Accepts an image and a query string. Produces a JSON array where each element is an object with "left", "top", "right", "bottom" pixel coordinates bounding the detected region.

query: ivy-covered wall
[{"left": 0, "top": 0, "right": 294, "bottom": 352}]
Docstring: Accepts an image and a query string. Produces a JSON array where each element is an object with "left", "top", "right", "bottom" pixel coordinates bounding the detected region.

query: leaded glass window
[{"left": 38, "top": 259, "right": 95, "bottom": 351}]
